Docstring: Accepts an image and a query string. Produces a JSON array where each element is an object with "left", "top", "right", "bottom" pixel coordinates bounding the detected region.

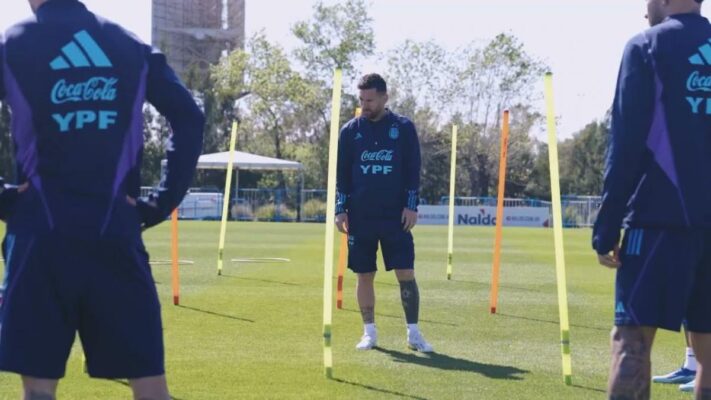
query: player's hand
[
  {"left": 335, "top": 213, "right": 349, "bottom": 234},
  {"left": 402, "top": 208, "right": 418, "bottom": 232},
  {"left": 136, "top": 197, "right": 163, "bottom": 230},
  {"left": 0, "top": 181, "right": 28, "bottom": 221},
  {"left": 597, "top": 244, "right": 621, "bottom": 269}
]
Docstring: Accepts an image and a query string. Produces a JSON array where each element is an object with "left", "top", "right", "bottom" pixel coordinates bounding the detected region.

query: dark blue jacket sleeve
[
  {"left": 142, "top": 47, "right": 204, "bottom": 227},
  {"left": 403, "top": 121, "right": 421, "bottom": 211},
  {"left": 0, "top": 40, "right": 5, "bottom": 100},
  {"left": 335, "top": 125, "right": 351, "bottom": 215},
  {"left": 592, "top": 36, "right": 654, "bottom": 254}
]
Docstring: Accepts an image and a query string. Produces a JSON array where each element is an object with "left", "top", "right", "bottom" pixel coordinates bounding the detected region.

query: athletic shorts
[
  {"left": 614, "top": 228, "right": 711, "bottom": 333},
  {"left": 347, "top": 218, "right": 415, "bottom": 273},
  {"left": 0, "top": 231, "right": 164, "bottom": 379}
]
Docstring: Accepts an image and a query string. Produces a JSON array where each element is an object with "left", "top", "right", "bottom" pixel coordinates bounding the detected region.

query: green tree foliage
[
  {"left": 560, "top": 117, "right": 608, "bottom": 196},
  {"left": 0, "top": 4, "right": 608, "bottom": 202},
  {"left": 292, "top": 0, "right": 375, "bottom": 81}
]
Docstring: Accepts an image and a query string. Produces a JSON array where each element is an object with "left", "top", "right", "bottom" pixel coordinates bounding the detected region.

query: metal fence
[
  {"left": 560, "top": 196, "right": 603, "bottom": 228},
  {"left": 141, "top": 187, "right": 602, "bottom": 226}
]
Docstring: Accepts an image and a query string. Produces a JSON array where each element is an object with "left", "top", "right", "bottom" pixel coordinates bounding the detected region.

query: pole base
[
  {"left": 490, "top": 307, "right": 497, "bottom": 314},
  {"left": 325, "top": 367, "right": 333, "bottom": 379},
  {"left": 564, "top": 375, "right": 572, "bottom": 386},
  {"left": 173, "top": 296, "right": 179, "bottom": 306},
  {"left": 447, "top": 273, "right": 451, "bottom": 280},
  {"left": 336, "top": 300, "right": 342, "bottom": 309}
]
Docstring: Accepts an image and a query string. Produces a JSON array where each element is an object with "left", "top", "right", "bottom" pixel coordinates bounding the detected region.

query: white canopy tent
[
  {"left": 187, "top": 151, "right": 303, "bottom": 171},
  {"left": 161, "top": 150, "right": 305, "bottom": 220}
]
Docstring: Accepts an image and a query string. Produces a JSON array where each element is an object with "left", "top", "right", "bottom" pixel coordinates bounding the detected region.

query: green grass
[{"left": 0, "top": 222, "right": 692, "bottom": 399}]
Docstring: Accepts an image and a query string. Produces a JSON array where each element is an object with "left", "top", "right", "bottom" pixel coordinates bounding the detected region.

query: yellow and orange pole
[
  {"left": 336, "top": 107, "right": 360, "bottom": 309},
  {"left": 489, "top": 110, "right": 510, "bottom": 314},
  {"left": 336, "top": 234, "right": 348, "bottom": 309}
]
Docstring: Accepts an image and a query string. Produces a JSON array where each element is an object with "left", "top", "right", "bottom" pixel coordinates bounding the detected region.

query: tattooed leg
[
  {"left": 130, "top": 375, "right": 171, "bottom": 400},
  {"left": 356, "top": 272, "right": 376, "bottom": 324},
  {"left": 608, "top": 326, "right": 656, "bottom": 400},
  {"left": 689, "top": 332, "right": 711, "bottom": 400},
  {"left": 22, "top": 377, "right": 58, "bottom": 400},
  {"left": 398, "top": 279, "right": 420, "bottom": 324}
]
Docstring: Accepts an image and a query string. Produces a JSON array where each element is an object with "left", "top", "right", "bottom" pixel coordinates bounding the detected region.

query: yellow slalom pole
[
  {"left": 217, "top": 121, "right": 238, "bottom": 276},
  {"left": 490, "top": 110, "right": 510, "bottom": 314},
  {"left": 171, "top": 208, "right": 180, "bottom": 305},
  {"left": 323, "top": 69, "right": 342, "bottom": 379},
  {"left": 446, "top": 125, "right": 458, "bottom": 280},
  {"left": 336, "top": 107, "right": 361, "bottom": 309},
  {"left": 544, "top": 72, "right": 573, "bottom": 386}
]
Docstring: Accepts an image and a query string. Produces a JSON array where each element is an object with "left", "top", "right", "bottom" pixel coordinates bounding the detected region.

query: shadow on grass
[
  {"left": 496, "top": 312, "right": 609, "bottom": 332},
  {"left": 449, "top": 279, "right": 546, "bottom": 294},
  {"left": 571, "top": 384, "right": 606, "bottom": 394},
  {"left": 109, "top": 379, "right": 186, "bottom": 400},
  {"left": 176, "top": 305, "right": 255, "bottom": 323},
  {"left": 375, "top": 347, "right": 528, "bottom": 380},
  {"left": 341, "top": 308, "right": 457, "bottom": 327},
  {"left": 220, "top": 274, "right": 299, "bottom": 286},
  {"left": 331, "top": 377, "right": 429, "bottom": 400}
]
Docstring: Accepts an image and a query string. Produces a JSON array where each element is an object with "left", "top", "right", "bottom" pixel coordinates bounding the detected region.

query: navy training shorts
[
  {"left": 347, "top": 218, "right": 415, "bottom": 273},
  {"left": 0, "top": 232, "right": 164, "bottom": 379},
  {"left": 614, "top": 228, "right": 711, "bottom": 333}
]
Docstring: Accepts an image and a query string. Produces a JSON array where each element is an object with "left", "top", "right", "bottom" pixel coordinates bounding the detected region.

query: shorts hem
[
  {"left": 0, "top": 364, "right": 65, "bottom": 380},
  {"left": 87, "top": 368, "right": 166, "bottom": 380}
]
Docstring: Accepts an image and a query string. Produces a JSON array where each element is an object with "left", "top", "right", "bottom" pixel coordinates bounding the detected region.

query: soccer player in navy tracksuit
[
  {"left": 0, "top": 0, "right": 203, "bottom": 398},
  {"left": 335, "top": 74, "right": 432, "bottom": 352},
  {"left": 593, "top": 0, "right": 711, "bottom": 398}
]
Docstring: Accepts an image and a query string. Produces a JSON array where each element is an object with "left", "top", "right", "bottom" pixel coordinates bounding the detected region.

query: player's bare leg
[
  {"left": 129, "top": 375, "right": 170, "bottom": 400},
  {"left": 608, "top": 326, "right": 656, "bottom": 399},
  {"left": 395, "top": 269, "right": 432, "bottom": 352},
  {"left": 355, "top": 272, "right": 377, "bottom": 350},
  {"left": 21, "top": 376, "right": 58, "bottom": 400},
  {"left": 690, "top": 332, "right": 711, "bottom": 400}
]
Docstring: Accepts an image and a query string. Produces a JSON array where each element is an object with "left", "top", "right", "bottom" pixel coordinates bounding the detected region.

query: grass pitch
[{"left": 0, "top": 222, "right": 691, "bottom": 399}]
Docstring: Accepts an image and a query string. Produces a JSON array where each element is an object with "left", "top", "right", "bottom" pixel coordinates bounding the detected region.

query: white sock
[
  {"left": 407, "top": 323, "right": 419, "bottom": 337},
  {"left": 364, "top": 323, "right": 376, "bottom": 337},
  {"left": 684, "top": 347, "right": 697, "bottom": 371}
]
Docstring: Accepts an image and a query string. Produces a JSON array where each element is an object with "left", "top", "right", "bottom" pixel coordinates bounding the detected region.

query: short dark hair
[{"left": 357, "top": 73, "right": 387, "bottom": 93}]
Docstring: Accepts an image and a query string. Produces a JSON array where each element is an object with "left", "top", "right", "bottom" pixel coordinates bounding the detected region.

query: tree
[
  {"left": 453, "top": 34, "right": 547, "bottom": 197},
  {"left": 526, "top": 141, "right": 551, "bottom": 199},
  {"left": 560, "top": 117, "right": 608, "bottom": 195},
  {"left": 292, "top": 0, "right": 375, "bottom": 82},
  {"left": 456, "top": 34, "right": 546, "bottom": 130},
  {"left": 140, "top": 105, "right": 172, "bottom": 186},
  {"left": 385, "top": 40, "right": 457, "bottom": 115},
  {"left": 211, "top": 32, "right": 323, "bottom": 189},
  {"left": 503, "top": 105, "right": 542, "bottom": 198}
]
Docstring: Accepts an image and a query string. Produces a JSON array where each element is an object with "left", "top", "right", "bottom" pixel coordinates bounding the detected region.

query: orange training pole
[
  {"left": 489, "top": 110, "right": 510, "bottom": 314},
  {"left": 336, "top": 234, "right": 347, "bottom": 309},
  {"left": 171, "top": 208, "right": 180, "bottom": 305}
]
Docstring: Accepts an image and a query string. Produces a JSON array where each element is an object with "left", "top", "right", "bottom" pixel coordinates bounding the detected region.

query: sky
[{"left": 1, "top": 0, "right": 708, "bottom": 138}]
